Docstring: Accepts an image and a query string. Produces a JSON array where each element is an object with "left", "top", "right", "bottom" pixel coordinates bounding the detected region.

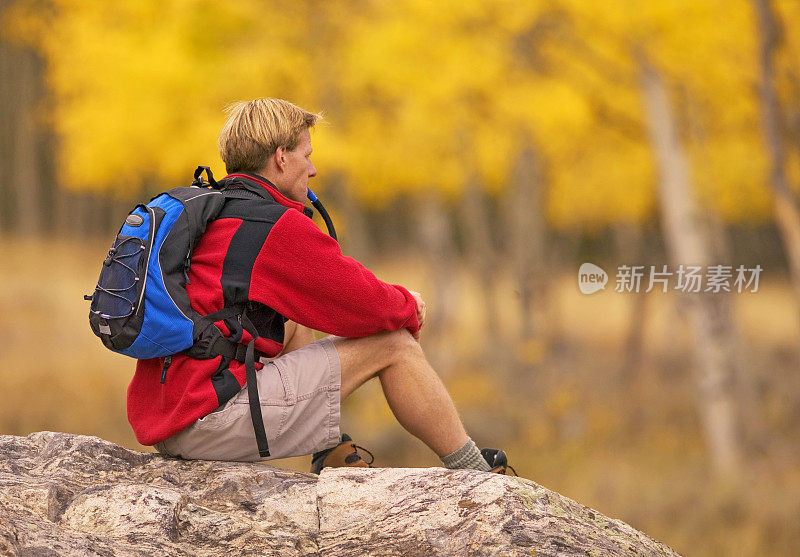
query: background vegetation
[{"left": 1, "top": 1, "right": 800, "bottom": 554}]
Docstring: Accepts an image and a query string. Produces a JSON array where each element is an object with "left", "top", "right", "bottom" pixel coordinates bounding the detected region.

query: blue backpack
[{"left": 86, "top": 167, "right": 231, "bottom": 360}]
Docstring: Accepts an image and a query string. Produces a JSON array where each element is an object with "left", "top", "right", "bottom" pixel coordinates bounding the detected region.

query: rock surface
[{"left": 0, "top": 432, "right": 680, "bottom": 556}]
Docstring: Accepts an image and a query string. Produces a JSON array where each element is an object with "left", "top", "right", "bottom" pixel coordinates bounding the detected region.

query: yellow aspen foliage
[
  {"left": 551, "top": 0, "right": 777, "bottom": 226},
  {"left": 3, "top": 0, "right": 317, "bottom": 192},
  {"left": 2, "top": 0, "right": 797, "bottom": 229}
]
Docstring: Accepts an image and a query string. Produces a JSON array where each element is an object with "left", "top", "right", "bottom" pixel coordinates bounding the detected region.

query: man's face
[{"left": 275, "top": 128, "right": 317, "bottom": 203}]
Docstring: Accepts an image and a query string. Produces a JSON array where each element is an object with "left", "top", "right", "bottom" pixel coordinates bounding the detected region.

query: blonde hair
[{"left": 218, "top": 98, "right": 322, "bottom": 174}]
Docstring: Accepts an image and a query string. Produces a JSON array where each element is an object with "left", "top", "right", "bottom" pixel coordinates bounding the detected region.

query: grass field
[{"left": 1, "top": 237, "right": 799, "bottom": 555}]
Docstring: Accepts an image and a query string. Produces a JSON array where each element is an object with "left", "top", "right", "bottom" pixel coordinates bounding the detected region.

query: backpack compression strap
[
  {"left": 239, "top": 310, "right": 270, "bottom": 457},
  {"left": 190, "top": 306, "right": 270, "bottom": 457}
]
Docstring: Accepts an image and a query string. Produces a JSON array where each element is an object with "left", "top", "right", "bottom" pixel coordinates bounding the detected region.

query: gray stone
[{"left": 0, "top": 432, "right": 680, "bottom": 556}]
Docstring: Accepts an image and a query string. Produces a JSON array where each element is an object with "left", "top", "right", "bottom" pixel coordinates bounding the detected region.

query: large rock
[{"left": 0, "top": 432, "right": 679, "bottom": 556}]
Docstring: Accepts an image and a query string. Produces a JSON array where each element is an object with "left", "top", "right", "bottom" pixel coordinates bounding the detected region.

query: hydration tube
[{"left": 307, "top": 188, "right": 338, "bottom": 242}]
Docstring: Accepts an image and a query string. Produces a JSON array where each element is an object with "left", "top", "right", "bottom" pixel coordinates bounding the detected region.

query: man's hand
[{"left": 409, "top": 290, "right": 426, "bottom": 340}]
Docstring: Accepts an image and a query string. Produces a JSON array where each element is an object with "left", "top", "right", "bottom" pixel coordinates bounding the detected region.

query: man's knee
[
  {"left": 334, "top": 328, "right": 420, "bottom": 373},
  {"left": 336, "top": 328, "right": 423, "bottom": 400},
  {"left": 384, "top": 328, "right": 421, "bottom": 359}
]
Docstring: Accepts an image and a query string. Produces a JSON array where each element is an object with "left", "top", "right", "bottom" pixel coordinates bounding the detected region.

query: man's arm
[{"left": 248, "top": 209, "right": 420, "bottom": 338}]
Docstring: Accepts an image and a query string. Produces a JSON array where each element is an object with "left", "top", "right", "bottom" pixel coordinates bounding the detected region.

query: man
[{"left": 127, "top": 98, "right": 512, "bottom": 474}]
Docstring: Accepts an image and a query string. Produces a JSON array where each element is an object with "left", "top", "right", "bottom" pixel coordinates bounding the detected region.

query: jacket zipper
[{"left": 161, "top": 355, "right": 172, "bottom": 384}]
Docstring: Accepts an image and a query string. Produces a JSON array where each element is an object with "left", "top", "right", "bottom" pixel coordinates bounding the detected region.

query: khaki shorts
[{"left": 154, "top": 337, "right": 342, "bottom": 462}]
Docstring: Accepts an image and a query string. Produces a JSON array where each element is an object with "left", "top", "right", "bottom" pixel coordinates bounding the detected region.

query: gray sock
[{"left": 441, "top": 438, "right": 491, "bottom": 471}]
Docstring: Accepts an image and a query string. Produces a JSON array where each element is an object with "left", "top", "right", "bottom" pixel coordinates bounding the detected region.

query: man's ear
[{"left": 273, "top": 146, "right": 287, "bottom": 172}]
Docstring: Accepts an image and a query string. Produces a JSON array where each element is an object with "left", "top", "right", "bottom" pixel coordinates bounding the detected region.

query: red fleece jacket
[{"left": 127, "top": 174, "right": 419, "bottom": 445}]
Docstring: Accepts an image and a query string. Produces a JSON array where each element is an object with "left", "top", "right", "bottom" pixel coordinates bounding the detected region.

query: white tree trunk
[
  {"left": 459, "top": 174, "right": 501, "bottom": 358},
  {"left": 0, "top": 39, "right": 44, "bottom": 236},
  {"left": 327, "top": 173, "right": 371, "bottom": 263},
  {"left": 753, "top": 0, "right": 800, "bottom": 329},
  {"left": 416, "top": 191, "right": 458, "bottom": 376},
  {"left": 639, "top": 57, "right": 742, "bottom": 477},
  {"left": 506, "top": 142, "right": 548, "bottom": 344},
  {"left": 613, "top": 224, "right": 648, "bottom": 386}
]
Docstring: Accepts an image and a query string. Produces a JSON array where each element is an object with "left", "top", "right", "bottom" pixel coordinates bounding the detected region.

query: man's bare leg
[{"left": 333, "top": 329, "right": 469, "bottom": 458}]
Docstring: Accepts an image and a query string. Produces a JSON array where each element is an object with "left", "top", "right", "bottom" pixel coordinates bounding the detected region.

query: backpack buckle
[{"left": 192, "top": 165, "right": 218, "bottom": 188}]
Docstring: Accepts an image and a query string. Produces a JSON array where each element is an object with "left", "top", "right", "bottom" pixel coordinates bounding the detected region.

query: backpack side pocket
[{"left": 89, "top": 204, "right": 156, "bottom": 351}]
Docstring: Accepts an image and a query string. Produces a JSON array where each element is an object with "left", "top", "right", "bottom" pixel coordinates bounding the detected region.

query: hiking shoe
[
  {"left": 310, "top": 433, "right": 374, "bottom": 474},
  {"left": 481, "top": 448, "right": 517, "bottom": 475}
]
